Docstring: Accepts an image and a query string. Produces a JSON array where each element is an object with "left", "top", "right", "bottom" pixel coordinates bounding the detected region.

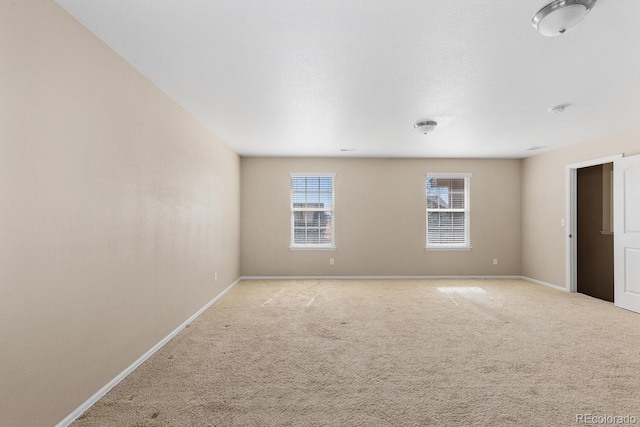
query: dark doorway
[{"left": 576, "top": 164, "right": 614, "bottom": 301}]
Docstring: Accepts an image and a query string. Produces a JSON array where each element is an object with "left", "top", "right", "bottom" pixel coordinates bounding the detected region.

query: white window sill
[
  {"left": 425, "top": 246, "right": 472, "bottom": 251},
  {"left": 290, "top": 245, "right": 337, "bottom": 251}
]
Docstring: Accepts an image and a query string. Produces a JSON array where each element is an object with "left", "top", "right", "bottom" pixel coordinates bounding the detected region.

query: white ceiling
[{"left": 55, "top": 0, "right": 640, "bottom": 159}]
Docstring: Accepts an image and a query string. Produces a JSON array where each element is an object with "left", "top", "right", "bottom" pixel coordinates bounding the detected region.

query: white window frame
[
  {"left": 426, "top": 173, "right": 472, "bottom": 251},
  {"left": 290, "top": 173, "right": 336, "bottom": 251}
]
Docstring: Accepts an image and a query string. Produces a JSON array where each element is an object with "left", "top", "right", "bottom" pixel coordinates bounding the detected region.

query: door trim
[{"left": 565, "top": 154, "right": 622, "bottom": 292}]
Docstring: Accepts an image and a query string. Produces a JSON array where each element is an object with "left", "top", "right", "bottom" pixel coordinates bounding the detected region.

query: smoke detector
[
  {"left": 550, "top": 103, "right": 571, "bottom": 114},
  {"left": 414, "top": 120, "right": 438, "bottom": 135}
]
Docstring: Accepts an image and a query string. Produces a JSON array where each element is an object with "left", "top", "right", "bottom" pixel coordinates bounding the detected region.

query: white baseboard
[
  {"left": 241, "top": 275, "right": 524, "bottom": 280},
  {"left": 55, "top": 277, "right": 241, "bottom": 427},
  {"left": 521, "top": 276, "right": 568, "bottom": 292},
  {"left": 242, "top": 276, "right": 568, "bottom": 292}
]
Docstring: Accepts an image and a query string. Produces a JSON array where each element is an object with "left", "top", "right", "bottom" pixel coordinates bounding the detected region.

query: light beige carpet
[{"left": 72, "top": 279, "right": 640, "bottom": 426}]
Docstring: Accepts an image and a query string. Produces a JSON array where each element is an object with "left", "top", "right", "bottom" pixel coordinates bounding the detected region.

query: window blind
[
  {"left": 290, "top": 174, "right": 335, "bottom": 249},
  {"left": 426, "top": 174, "right": 471, "bottom": 249}
]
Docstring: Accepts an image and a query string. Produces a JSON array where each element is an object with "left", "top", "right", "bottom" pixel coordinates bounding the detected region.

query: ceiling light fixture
[
  {"left": 414, "top": 120, "right": 437, "bottom": 135},
  {"left": 532, "top": 0, "right": 596, "bottom": 37}
]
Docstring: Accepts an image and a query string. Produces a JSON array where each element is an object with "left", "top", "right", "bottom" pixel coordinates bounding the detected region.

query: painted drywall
[
  {"left": 522, "top": 127, "right": 640, "bottom": 287},
  {"left": 0, "top": 1, "right": 240, "bottom": 426},
  {"left": 241, "top": 158, "right": 521, "bottom": 277}
]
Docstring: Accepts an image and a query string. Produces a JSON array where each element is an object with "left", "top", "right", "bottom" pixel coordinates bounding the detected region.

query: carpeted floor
[{"left": 72, "top": 279, "right": 640, "bottom": 426}]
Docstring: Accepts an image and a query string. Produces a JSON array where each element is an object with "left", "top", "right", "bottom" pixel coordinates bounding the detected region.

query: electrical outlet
[
  {"left": 214, "top": 272, "right": 218, "bottom": 281},
  {"left": 493, "top": 258, "right": 498, "bottom": 265},
  {"left": 329, "top": 258, "right": 335, "bottom": 265}
]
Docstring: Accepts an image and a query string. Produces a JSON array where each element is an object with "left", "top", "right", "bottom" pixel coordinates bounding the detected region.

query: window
[
  {"left": 290, "top": 173, "right": 336, "bottom": 250},
  {"left": 426, "top": 173, "right": 471, "bottom": 250}
]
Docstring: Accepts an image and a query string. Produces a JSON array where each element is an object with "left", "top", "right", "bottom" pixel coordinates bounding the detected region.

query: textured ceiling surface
[{"left": 55, "top": 0, "right": 640, "bottom": 158}]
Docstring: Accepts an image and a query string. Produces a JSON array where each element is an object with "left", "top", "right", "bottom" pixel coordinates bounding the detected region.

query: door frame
[{"left": 565, "top": 154, "right": 622, "bottom": 292}]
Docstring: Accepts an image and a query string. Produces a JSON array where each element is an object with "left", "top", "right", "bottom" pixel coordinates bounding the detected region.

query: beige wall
[
  {"left": 0, "top": 1, "right": 240, "bottom": 426},
  {"left": 522, "top": 127, "right": 640, "bottom": 287},
  {"left": 241, "top": 157, "right": 521, "bottom": 277}
]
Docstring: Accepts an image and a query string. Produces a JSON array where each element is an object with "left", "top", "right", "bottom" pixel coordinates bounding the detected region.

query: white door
[{"left": 614, "top": 154, "right": 640, "bottom": 313}]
